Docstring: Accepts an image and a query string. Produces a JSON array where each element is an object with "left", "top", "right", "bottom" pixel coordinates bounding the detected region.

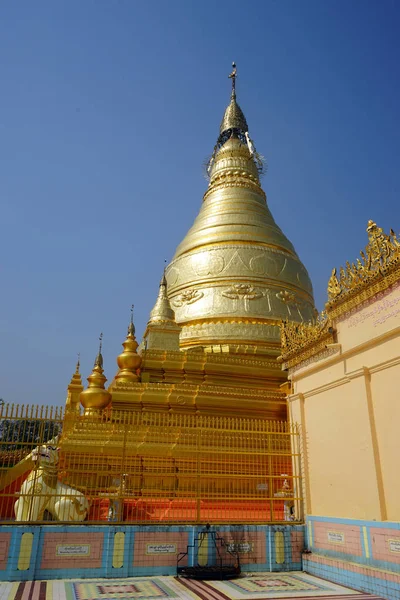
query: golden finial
[
  {"left": 160, "top": 260, "right": 167, "bottom": 285},
  {"left": 115, "top": 306, "right": 141, "bottom": 384},
  {"left": 76, "top": 352, "right": 80, "bottom": 373},
  {"left": 219, "top": 61, "right": 248, "bottom": 135},
  {"left": 94, "top": 333, "right": 103, "bottom": 368},
  {"left": 80, "top": 334, "right": 111, "bottom": 416},
  {"left": 128, "top": 305, "right": 135, "bottom": 336},
  {"left": 228, "top": 61, "right": 237, "bottom": 96}
]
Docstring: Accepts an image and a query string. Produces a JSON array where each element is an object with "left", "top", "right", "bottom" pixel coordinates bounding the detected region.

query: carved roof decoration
[
  {"left": 279, "top": 312, "right": 335, "bottom": 370},
  {"left": 326, "top": 220, "right": 400, "bottom": 319},
  {"left": 279, "top": 220, "right": 400, "bottom": 371}
]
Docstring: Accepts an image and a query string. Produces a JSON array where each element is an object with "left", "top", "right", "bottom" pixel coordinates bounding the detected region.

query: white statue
[{"left": 14, "top": 440, "right": 88, "bottom": 522}]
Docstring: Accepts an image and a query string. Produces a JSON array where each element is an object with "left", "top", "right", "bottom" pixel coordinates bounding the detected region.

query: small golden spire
[
  {"left": 148, "top": 270, "right": 175, "bottom": 324},
  {"left": 219, "top": 61, "right": 248, "bottom": 135},
  {"left": 115, "top": 307, "right": 142, "bottom": 384},
  {"left": 142, "top": 268, "right": 181, "bottom": 351},
  {"left": 70, "top": 353, "right": 82, "bottom": 386},
  {"left": 66, "top": 354, "right": 84, "bottom": 414},
  {"left": 80, "top": 335, "right": 111, "bottom": 416}
]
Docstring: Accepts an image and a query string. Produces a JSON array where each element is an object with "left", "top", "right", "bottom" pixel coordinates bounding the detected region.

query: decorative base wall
[
  {"left": 0, "top": 524, "right": 304, "bottom": 581},
  {"left": 305, "top": 516, "right": 400, "bottom": 600}
]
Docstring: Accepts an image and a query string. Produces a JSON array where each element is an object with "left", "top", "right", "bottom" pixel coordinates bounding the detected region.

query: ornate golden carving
[
  {"left": 327, "top": 268, "right": 341, "bottom": 300},
  {"left": 222, "top": 284, "right": 263, "bottom": 300},
  {"left": 279, "top": 220, "right": 400, "bottom": 370},
  {"left": 279, "top": 312, "right": 335, "bottom": 369},
  {"left": 180, "top": 320, "right": 282, "bottom": 347},
  {"left": 203, "top": 177, "right": 265, "bottom": 200},
  {"left": 327, "top": 221, "right": 400, "bottom": 306},
  {"left": 276, "top": 290, "right": 297, "bottom": 304},
  {"left": 173, "top": 289, "right": 204, "bottom": 307}
]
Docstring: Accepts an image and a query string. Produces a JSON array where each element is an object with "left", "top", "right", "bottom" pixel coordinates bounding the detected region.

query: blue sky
[{"left": 1, "top": 0, "right": 399, "bottom": 405}]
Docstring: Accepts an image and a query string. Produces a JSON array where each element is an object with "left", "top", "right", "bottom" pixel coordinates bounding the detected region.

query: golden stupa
[
  {"left": 166, "top": 64, "right": 314, "bottom": 352},
  {"left": 107, "top": 63, "right": 314, "bottom": 419},
  {"left": 0, "top": 65, "right": 314, "bottom": 526}
]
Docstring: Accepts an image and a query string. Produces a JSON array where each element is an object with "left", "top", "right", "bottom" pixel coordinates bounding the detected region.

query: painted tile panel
[
  {"left": 370, "top": 527, "right": 400, "bottom": 564},
  {"left": 133, "top": 532, "right": 188, "bottom": 568},
  {"left": 313, "top": 521, "right": 362, "bottom": 556},
  {"left": 40, "top": 532, "right": 104, "bottom": 569}
]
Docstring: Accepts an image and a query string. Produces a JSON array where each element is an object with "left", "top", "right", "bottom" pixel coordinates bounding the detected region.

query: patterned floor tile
[
  {"left": 72, "top": 577, "right": 180, "bottom": 600},
  {"left": 205, "top": 572, "right": 359, "bottom": 598},
  {"left": 0, "top": 573, "right": 387, "bottom": 600}
]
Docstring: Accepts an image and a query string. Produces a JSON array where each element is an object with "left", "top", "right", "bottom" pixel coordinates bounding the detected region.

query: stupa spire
[
  {"left": 148, "top": 270, "right": 175, "bottom": 325},
  {"left": 219, "top": 61, "right": 248, "bottom": 139},
  {"left": 69, "top": 354, "right": 82, "bottom": 386},
  {"left": 80, "top": 334, "right": 111, "bottom": 416},
  {"left": 115, "top": 307, "right": 142, "bottom": 384},
  {"left": 165, "top": 65, "right": 315, "bottom": 350},
  {"left": 141, "top": 268, "right": 181, "bottom": 351},
  {"left": 65, "top": 354, "right": 84, "bottom": 414}
]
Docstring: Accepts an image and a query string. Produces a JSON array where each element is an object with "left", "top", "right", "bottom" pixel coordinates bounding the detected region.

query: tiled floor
[{"left": 0, "top": 572, "right": 387, "bottom": 600}]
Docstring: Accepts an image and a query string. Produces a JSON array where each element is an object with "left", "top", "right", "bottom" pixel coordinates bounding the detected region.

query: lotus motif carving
[
  {"left": 222, "top": 284, "right": 263, "bottom": 300},
  {"left": 276, "top": 290, "right": 297, "bottom": 304},
  {"left": 173, "top": 289, "right": 204, "bottom": 307}
]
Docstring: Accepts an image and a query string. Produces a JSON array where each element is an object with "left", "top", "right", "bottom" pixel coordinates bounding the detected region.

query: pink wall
[
  {"left": 313, "top": 521, "right": 362, "bottom": 556},
  {"left": 40, "top": 532, "right": 104, "bottom": 569},
  {"left": 371, "top": 527, "right": 400, "bottom": 565},
  {"left": 133, "top": 531, "right": 188, "bottom": 567}
]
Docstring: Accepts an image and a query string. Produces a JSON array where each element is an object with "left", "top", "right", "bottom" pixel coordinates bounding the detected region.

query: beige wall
[{"left": 288, "top": 283, "right": 400, "bottom": 521}]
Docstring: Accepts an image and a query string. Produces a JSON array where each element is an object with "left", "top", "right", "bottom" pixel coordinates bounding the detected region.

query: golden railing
[{"left": 0, "top": 403, "right": 303, "bottom": 524}]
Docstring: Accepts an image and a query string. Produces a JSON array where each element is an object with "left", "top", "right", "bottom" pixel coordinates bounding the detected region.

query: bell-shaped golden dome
[
  {"left": 165, "top": 66, "right": 315, "bottom": 350},
  {"left": 115, "top": 310, "right": 142, "bottom": 383},
  {"left": 80, "top": 335, "right": 111, "bottom": 415}
]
